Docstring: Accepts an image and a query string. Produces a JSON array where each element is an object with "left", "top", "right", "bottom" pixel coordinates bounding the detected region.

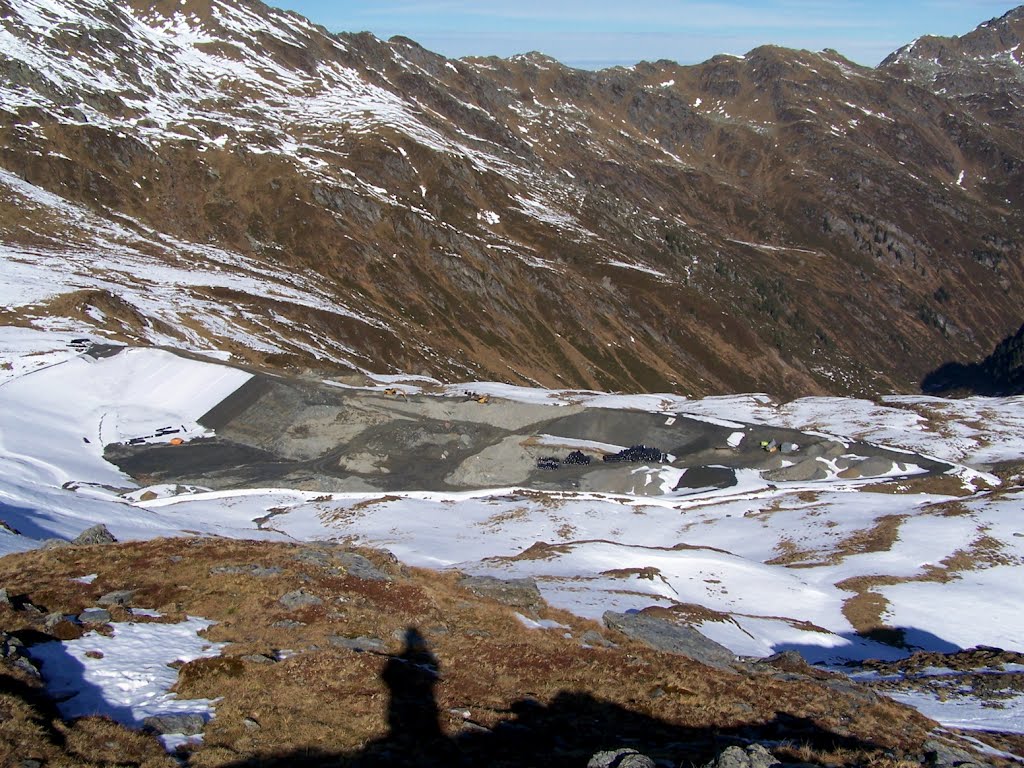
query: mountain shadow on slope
[
  {"left": 214, "top": 626, "right": 888, "bottom": 768},
  {"left": 922, "top": 322, "right": 1024, "bottom": 396},
  {"left": 774, "top": 626, "right": 961, "bottom": 661}
]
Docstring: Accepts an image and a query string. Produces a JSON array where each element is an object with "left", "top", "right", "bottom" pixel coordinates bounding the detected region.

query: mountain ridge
[{"left": 0, "top": 0, "right": 1022, "bottom": 397}]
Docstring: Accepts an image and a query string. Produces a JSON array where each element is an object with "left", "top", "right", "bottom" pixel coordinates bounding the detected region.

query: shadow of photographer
[{"left": 218, "top": 625, "right": 894, "bottom": 768}]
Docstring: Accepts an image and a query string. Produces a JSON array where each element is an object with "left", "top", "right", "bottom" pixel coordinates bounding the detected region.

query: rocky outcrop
[
  {"left": 602, "top": 611, "right": 736, "bottom": 669},
  {"left": 0, "top": 631, "right": 41, "bottom": 678},
  {"left": 458, "top": 575, "right": 543, "bottom": 610},
  {"left": 701, "top": 744, "right": 782, "bottom": 768},
  {"left": 72, "top": 524, "right": 117, "bottom": 546},
  {"left": 277, "top": 589, "right": 323, "bottom": 611},
  {"left": 588, "top": 748, "right": 657, "bottom": 768}
]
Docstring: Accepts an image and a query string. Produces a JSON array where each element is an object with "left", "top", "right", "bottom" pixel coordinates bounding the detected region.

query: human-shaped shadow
[
  {"left": 218, "top": 625, "right": 901, "bottom": 768},
  {"left": 381, "top": 627, "right": 445, "bottom": 748},
  {"left": 353, "top": 627, "right": 457, "bottom": 766}
]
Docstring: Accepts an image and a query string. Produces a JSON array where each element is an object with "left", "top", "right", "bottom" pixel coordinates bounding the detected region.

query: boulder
[
  {"left": 458, "top": 575, "right": 542, "bottom": 609},
  {"left": 588, "top": 748, "right": 656, "bottom": 768},
  {"left": 602, "top": 611, "right": 736, "bottom": 669},
  {"left": 79, "top": 608, "right": 112, "bottom": 624},
  {"left": 329, "top": 635, "right": 386, "bottom": 652},
  {"left": 336, "top": 552, "right": 392, "bottom": 582},
  {"left": 702, "top": 744, "right": 781, "bottom": 768},
  {"left": 278, "top": 589, "right": 323, "bottom": 610},
  {"left": 73, "top": 524, "right": 117, "bottom": 545},
  {"left": 142, "top": 713, "right": 206, "bottom": 736},
  {"left": 97, "top": 589, "right": 135, "bottom": 607}
]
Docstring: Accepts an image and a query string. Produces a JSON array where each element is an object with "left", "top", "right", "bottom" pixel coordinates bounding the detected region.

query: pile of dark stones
[{"left": 602, "top": 445, "right": 663, "bottom": 463}]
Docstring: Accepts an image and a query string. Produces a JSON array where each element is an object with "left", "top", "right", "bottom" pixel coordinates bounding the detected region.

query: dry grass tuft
[{"left": 766, "top": 537, "right": 814, "bottom": 566}]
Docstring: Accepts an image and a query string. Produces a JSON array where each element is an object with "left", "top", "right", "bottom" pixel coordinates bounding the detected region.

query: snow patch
[{"left": 29, "top": 615, "right": 225, "bottom": 751}]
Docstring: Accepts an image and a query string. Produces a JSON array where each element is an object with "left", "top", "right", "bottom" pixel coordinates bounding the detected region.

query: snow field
[{"left": 1, "top": 330, "right": 1023, "bottom": 732}]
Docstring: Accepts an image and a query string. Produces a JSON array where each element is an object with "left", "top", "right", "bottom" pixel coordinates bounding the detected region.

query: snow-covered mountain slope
[
  {"left": 1, "top": 0, "right": 1022, "bottom": 396},
  {"left": 2, "top": 327, "right": 1023, "bottom": 736},
  {"left": 0, "top": 167, "right": 389, "bottom": 367}
]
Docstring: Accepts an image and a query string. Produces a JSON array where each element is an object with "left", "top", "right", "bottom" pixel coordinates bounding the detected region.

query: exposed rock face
[
  {"left": 882, "top": 7, "right": 1024, "bottom": 108},
  {"left": 0, "top": 0, "right": 1021, "bottom": 397}
]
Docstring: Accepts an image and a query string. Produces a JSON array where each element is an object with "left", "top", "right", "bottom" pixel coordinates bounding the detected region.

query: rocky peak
[{"left": 880, "top": 5, "right": 1024, "bottom": 102}]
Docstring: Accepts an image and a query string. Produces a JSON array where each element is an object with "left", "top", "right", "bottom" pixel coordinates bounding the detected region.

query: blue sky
[{"left": 267, "top": 1, "right": 1015, "bottom": 69}]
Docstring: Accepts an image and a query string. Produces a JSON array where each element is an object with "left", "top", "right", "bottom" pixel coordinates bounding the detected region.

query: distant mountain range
[{"left": 0, "top": 0, "right": 1022, "bottom": 397}]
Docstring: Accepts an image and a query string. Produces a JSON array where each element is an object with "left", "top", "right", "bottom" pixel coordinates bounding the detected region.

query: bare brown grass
[
  {"left": 832, "top": 514, "right": 906, "bottom": 560},
  {"left": 769, "top": 514, "right": 906, "bottom": 569},
  {"left": 765, "top": 537, "right": 814, "bottom": 566},
  {"left": 859, "top": 474, "right": 979, "bottom": 497},
  {"left": 0, "top": 538, "right": 939, "bottom": 767}
]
